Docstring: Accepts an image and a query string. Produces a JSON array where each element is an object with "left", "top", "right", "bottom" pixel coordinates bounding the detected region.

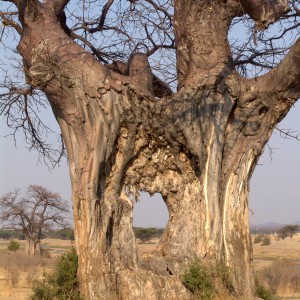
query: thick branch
[
  {"left": 44, "top": 0, "right": 70, "bottom": 14},
  {"left": 229, "top": 37, "right": 300, "bottom": 105},
  {"left": 259, "top": 38, "right": 300, "bottom": 96},
  {"left": 237, "top": 0, "right": 290, "bottom": 29},
  {"left": 1, "top": 0, "right": 18, "bottom": 3}
]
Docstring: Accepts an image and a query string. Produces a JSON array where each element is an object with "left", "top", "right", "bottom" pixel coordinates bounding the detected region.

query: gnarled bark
[{"left": 11, "top": 0, "right": 300, "bottom": 299}]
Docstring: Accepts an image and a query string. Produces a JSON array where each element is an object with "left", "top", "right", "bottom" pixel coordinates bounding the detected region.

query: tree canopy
[{"left": 277, "top": 225, "right": 300, "bottom": 240}]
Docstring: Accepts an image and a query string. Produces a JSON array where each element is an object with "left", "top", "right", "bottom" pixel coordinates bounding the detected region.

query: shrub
[
  {"left": 182, "top": 260, "right": 215, "bottom": 299},
  {"left": 261, "top": 235, "right": 271, "bottom": 246},
  {"left": 215, "top": 263, "right": 234, "bottom": 293},
  {"left": 31, "top": 247, "right": 81, "bottom": 300},
  {"left": 253, "top": 234, "right": 271, "bottom": 246},
  {"left": 255, "top": 278, "right": 274, "bottom": 300},
  {"left": 7, "top": 240, "right": 20, "bottom": 252},
  {"left": 0, "top": 230, "right": 25, "bottom": 239},
  {"left": 254, "top": 235, "right": 263, "bottom": 244}
]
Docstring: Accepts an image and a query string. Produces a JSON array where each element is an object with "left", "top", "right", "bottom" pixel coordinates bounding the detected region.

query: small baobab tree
[{"left": 0, "top": 185, "right": 70, "bottom": 255}]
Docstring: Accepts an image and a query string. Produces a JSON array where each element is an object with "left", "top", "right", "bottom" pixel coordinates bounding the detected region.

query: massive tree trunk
[
  {"left": 15, "top": 0, "right": 300, "bottom": 299},
  {"left": 24, "top": 232, "right": 41, "bottom": 255}
]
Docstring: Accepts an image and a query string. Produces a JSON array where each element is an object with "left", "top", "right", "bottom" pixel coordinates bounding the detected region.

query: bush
[
  {"left": 44, "top": 229, "right": 75, "bottom": 240},
  {"left": 261, "top": 235, "right": 271, "bottom": 246},
  {"left": 254, "top": 235, "right": 263, "bottom": 244},
  {"left": 7, "top": 240, "right": 20, "bottom": 252},
  {"left": 31, "top": 247, "right": 81, "bottom": 300},
  {"left": 215, "top": 263, "right": 234, "bottom": 293},
  {"left": 182, "top": 260, "right": 215, "bottom": 299},
  {"left": 255, "top": 278, "right": 275, "bottom": 300},
  {"left": 253, "top": 234, "right": 271, "bottom": 246}
]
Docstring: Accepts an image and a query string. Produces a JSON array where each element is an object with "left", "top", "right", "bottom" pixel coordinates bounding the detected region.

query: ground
[
  {"left": 0, "top": 238, "right": 73, "bottom": 300},
  {"left": 0, "top": 235, "right": 299, "bottom": 299}
]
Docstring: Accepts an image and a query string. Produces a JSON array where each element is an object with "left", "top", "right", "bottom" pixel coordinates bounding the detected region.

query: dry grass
[
  {"left": 136, "top": 238, "right": 159, "bottom": 257},
  {"left": 0, "top": 234, "right": 299, "bottom": 299},
  {"left": 256, "top": 260, "right": 300, "bottom": 299},
  {"left": 1, "top": 251, "right": 55, "bottom": 284},
  {"left": 253, "top": 233, "right": 300, "bottom": 299},
  {"left": 137, "top": 234, "right": 300, "bottom": 299},
  {"left": 253, "top": 233, "right": 300, "bottom": 261},
  {"left": 0, "top": 238, "right": 73, "bottom": 300}
]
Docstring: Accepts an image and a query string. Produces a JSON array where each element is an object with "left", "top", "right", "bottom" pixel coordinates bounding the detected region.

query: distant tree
[
  {"left": 276, "top": 225, "right": 299, "bottom": 240},
  {"left": 0, "top": 185, "right": 70, "bottom": 255},
  {"left": 134, "top": 228, "right": 163, "bottom": 243},
  {"left": 46, "top": 229, "right": 75, "bottom": 240},
  {"left": 0, "top": 230, "right": 24, "bottom": 240}
]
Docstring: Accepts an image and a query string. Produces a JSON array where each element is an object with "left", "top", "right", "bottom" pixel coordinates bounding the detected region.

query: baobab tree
[
  {"left": 0, "top": 185, "right": 69, "bottom": 255},
  {"left": 0, "top": 0, "right": 299, "bottom": 299}
]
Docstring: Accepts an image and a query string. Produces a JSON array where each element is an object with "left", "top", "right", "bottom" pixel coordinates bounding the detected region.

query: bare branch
[
  {"left": 89, "top": 0, "right": 115, "bottom": 33},
  {"left": 0, "top": 11, "right": 22, "bottom": 34},
  {"left": 71, "top": 32, "right": 109, "bottom": 63},
  {"left": 275, "top": 126, "right": 300, "bottom": 140},
  {"left": 0, "top": 185, "right": 70, "bottom": 254}
]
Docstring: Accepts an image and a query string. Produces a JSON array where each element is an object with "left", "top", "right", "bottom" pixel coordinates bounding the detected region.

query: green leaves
[
  {"left": 31, "top": 247, "right": 81, "bottom": 300},
  {"left": 182, "top": 261, "right": 215, "bottom": 299}
]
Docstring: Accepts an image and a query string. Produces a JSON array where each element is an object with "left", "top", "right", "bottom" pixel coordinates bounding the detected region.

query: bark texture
[
  {"left": 13, "top": 0, "right": 300, "bottom": 299},
  {"left": 25, "top": 233, "right": 41, "bottom": 255}
]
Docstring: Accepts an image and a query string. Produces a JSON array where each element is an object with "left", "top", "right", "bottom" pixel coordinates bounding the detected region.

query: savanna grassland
[
  {"left": 0, "top": 234, "right": 299, "bottom": 299},
  {"left": 0, "top": 239, "right": 74, "bottom": 300},
  {"left": 252, "top": 234, "right": 300, "bottom": 299}
]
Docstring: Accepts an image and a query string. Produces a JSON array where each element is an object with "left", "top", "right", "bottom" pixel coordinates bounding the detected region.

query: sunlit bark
[{"left": 6, "top": 0, "right": 300, "bottom": 298}]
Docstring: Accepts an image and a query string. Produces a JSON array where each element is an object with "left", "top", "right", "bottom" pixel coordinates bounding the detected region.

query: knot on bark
[{"left": 29, "top": 40, "right": 56, "bottom": 88}]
